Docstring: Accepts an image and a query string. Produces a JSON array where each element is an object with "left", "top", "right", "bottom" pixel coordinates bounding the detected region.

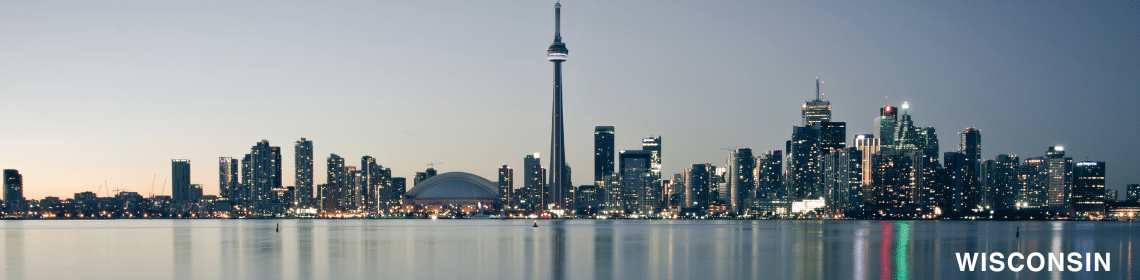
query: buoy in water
[
  {"left": 276, "top": 223, "right": 280, "bottom": 233},
  {"left": 1016, "top": 226, "right": 1019, "bottom": 238},
  {"left": 533, "top": 221, "right": 538, "bottom": 228}
]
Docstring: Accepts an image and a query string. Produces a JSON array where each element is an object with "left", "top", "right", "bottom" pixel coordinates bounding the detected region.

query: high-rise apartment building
[
  {"left": 248, "top": 140, "right": 282, "bottom": 203},
  {"left": 684, "top": 164, "right": 711, "bottom": 210},
  {"left": 294, "top": 138, "right": 313, "bottom": 208},
  {"left": 726, "top": 148, "right": 754, "bottom": 213},
  {"left": 325, "top": 154, "right": 345, "bottom": 212},
  {"left": 219, "top": 157, "right": 239, "bottom": 201},
  {"left": 523, "top": 153, "right": 545, "bottom": 211},
  {"left": 755, "top": 150, "right": 783, "bottom": 201},
  {"left": 871, "top": 151, "right": 917, "bottom": 212},
  {"left": 498, "top": 165, "right": 513, "bottom": 210}
]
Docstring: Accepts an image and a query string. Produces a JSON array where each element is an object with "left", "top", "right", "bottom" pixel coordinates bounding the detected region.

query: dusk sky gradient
[{"left": 2, "top": 1, "right": 1138, "bottom": 200}]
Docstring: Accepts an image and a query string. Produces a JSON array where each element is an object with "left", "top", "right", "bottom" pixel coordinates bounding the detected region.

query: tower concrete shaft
[{"left": 547, "top": 1, "right": 569, "bottom": 210}]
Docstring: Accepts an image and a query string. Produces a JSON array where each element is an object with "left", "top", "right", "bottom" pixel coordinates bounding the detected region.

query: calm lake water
[{"left": 1, "top": 219, "right": 1135, "bottom": 279}]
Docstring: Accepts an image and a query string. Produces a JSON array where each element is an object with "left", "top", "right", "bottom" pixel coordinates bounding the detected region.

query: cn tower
[{"left": 546, "top": 1, "right": 569, "bottom": 212}]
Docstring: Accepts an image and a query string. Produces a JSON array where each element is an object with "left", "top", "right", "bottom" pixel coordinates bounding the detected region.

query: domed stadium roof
[{"left": 405, "top": 172, "right": 498, "bottom": 199}]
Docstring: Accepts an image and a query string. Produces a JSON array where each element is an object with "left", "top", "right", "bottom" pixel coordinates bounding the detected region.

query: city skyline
[{"left": 2, "top": 1, "right": 1138, "bottom": 200}]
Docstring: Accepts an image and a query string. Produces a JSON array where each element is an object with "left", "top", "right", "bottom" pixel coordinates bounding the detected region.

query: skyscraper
[
  {"left": 390, "top": 177, "right": 406, "bottom": 204},
  {"left": 822, "top": 147, "right": 863, "bottom": 217},
  {"left": 295, "top": 138, "right": 313, "bottom": 208},
  {"left": 642, "top": 136, "right": 663, "bottom": 209},
  {"left": 727, "top": 148, "right": 754, "bottom": 213},
  {"left": 684, "top": 164, "right": 711, "bottom": 210},
  {"left": 240, "top": 154, "right": 252, "bottom": 204},
  {"left": 871, "top": 151, "right": 917, "bottom": 213},
  {"left": 1018, "top": 157, "right": 1049, "bottom": 208},
  {"left": 218, "top": 157, "right": 239, "bottom": 201},
  {"left": 620, "top": 150, "right": 654, "bottom": 214},
  {"left": 498, "top": 165, "right": 513, "bottom": 210},
  {"left": 546, "top": 1, "right": 570, "bottom": 212},
  {"left": 523, "top": 153, "right": 545, "bottom": 211},
  {"left": 361, "top": 156, "right": 379, "bottom": 211},
  {"left": 802, "top": 78, "right": 832, "bottom": 127},
  {"left": 3, "top": 169, "right": 24, "bottom": 211},
  {"left": 956, "top": 128, "right": 982, "bottom": 213},
  {"left": 874, "top": 106, "right": 899, "bottom": 149},
  {"left": 787, "top": 126, "right": 820, "bottom": 200},
  {"left": 172, "top": 159, "right": 192, "bottom": 203},
  {"left": 755, "top": 150, "right": 784, "bottom": 201},
  {"left": 819, "top": 121, "right": 846, "bottom": 155},
  {"left": 325, "top": 154, "right": 345, "bottom": 212},
  {"left": 594, "top": 126, "right": 615, "bottom": 183},
  {"left": 249, "top": 140, "right": 282, "bottom": 203},
  {"left": 1072, "top": 161, "right": 1105, "bottom": 217},
  {"left": 853, "top": 134, "right": 880, "bottom": 187},
  {"left": 1045, "top": 146, "right": 1073, "bottom": 209},
  {"left": 986, "top": 154, "right": 1020, "bottom": 210}
]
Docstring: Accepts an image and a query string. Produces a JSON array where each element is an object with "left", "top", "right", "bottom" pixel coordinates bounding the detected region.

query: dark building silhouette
[
  {"left": 756, "top": 150, "right": 784, "bottom": 201},
  {"left": 819, "top": 121, "right": 846, "bottom": 155},
  {"left": 955, "top": 128, "right": 981, "bottom": 213},
  {"left": 787, "top": 126, "right": 820, "bottom": 200},
  {"left": 390, "top": 177, "right": 406, "bottom": 203},
  {"left": 4, "top": 169, "right": 24, "bottom": 211},
  {"left": 594, "top": 126, "right": 614, "bottom": 183},
  {"left": 1129, "top": 184, "right": 1140, "bottom": 202},
  {"left": 172, "top": 159, "right": 192, "bottom": 203}
]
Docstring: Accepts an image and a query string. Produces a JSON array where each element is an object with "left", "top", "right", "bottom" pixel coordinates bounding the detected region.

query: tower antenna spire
[
  {"left": 815, "top": 77, "right": 821, "bottom": 100},
  {"left": 554, "top": 1, "right": 562, "bottom": 42}
]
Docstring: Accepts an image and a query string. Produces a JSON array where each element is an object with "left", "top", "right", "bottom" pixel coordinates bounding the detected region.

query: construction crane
[
  {"left": 427, "top": 162, "right": 445, "bottom": 169},
  {"left": 149, "top": 174, "right": 156, "bottom": 198}
]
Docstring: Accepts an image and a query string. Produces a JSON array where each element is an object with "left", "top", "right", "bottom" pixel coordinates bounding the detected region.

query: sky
[{"left": 1, "top": 1, "right": 1138, "bottom": 200}]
